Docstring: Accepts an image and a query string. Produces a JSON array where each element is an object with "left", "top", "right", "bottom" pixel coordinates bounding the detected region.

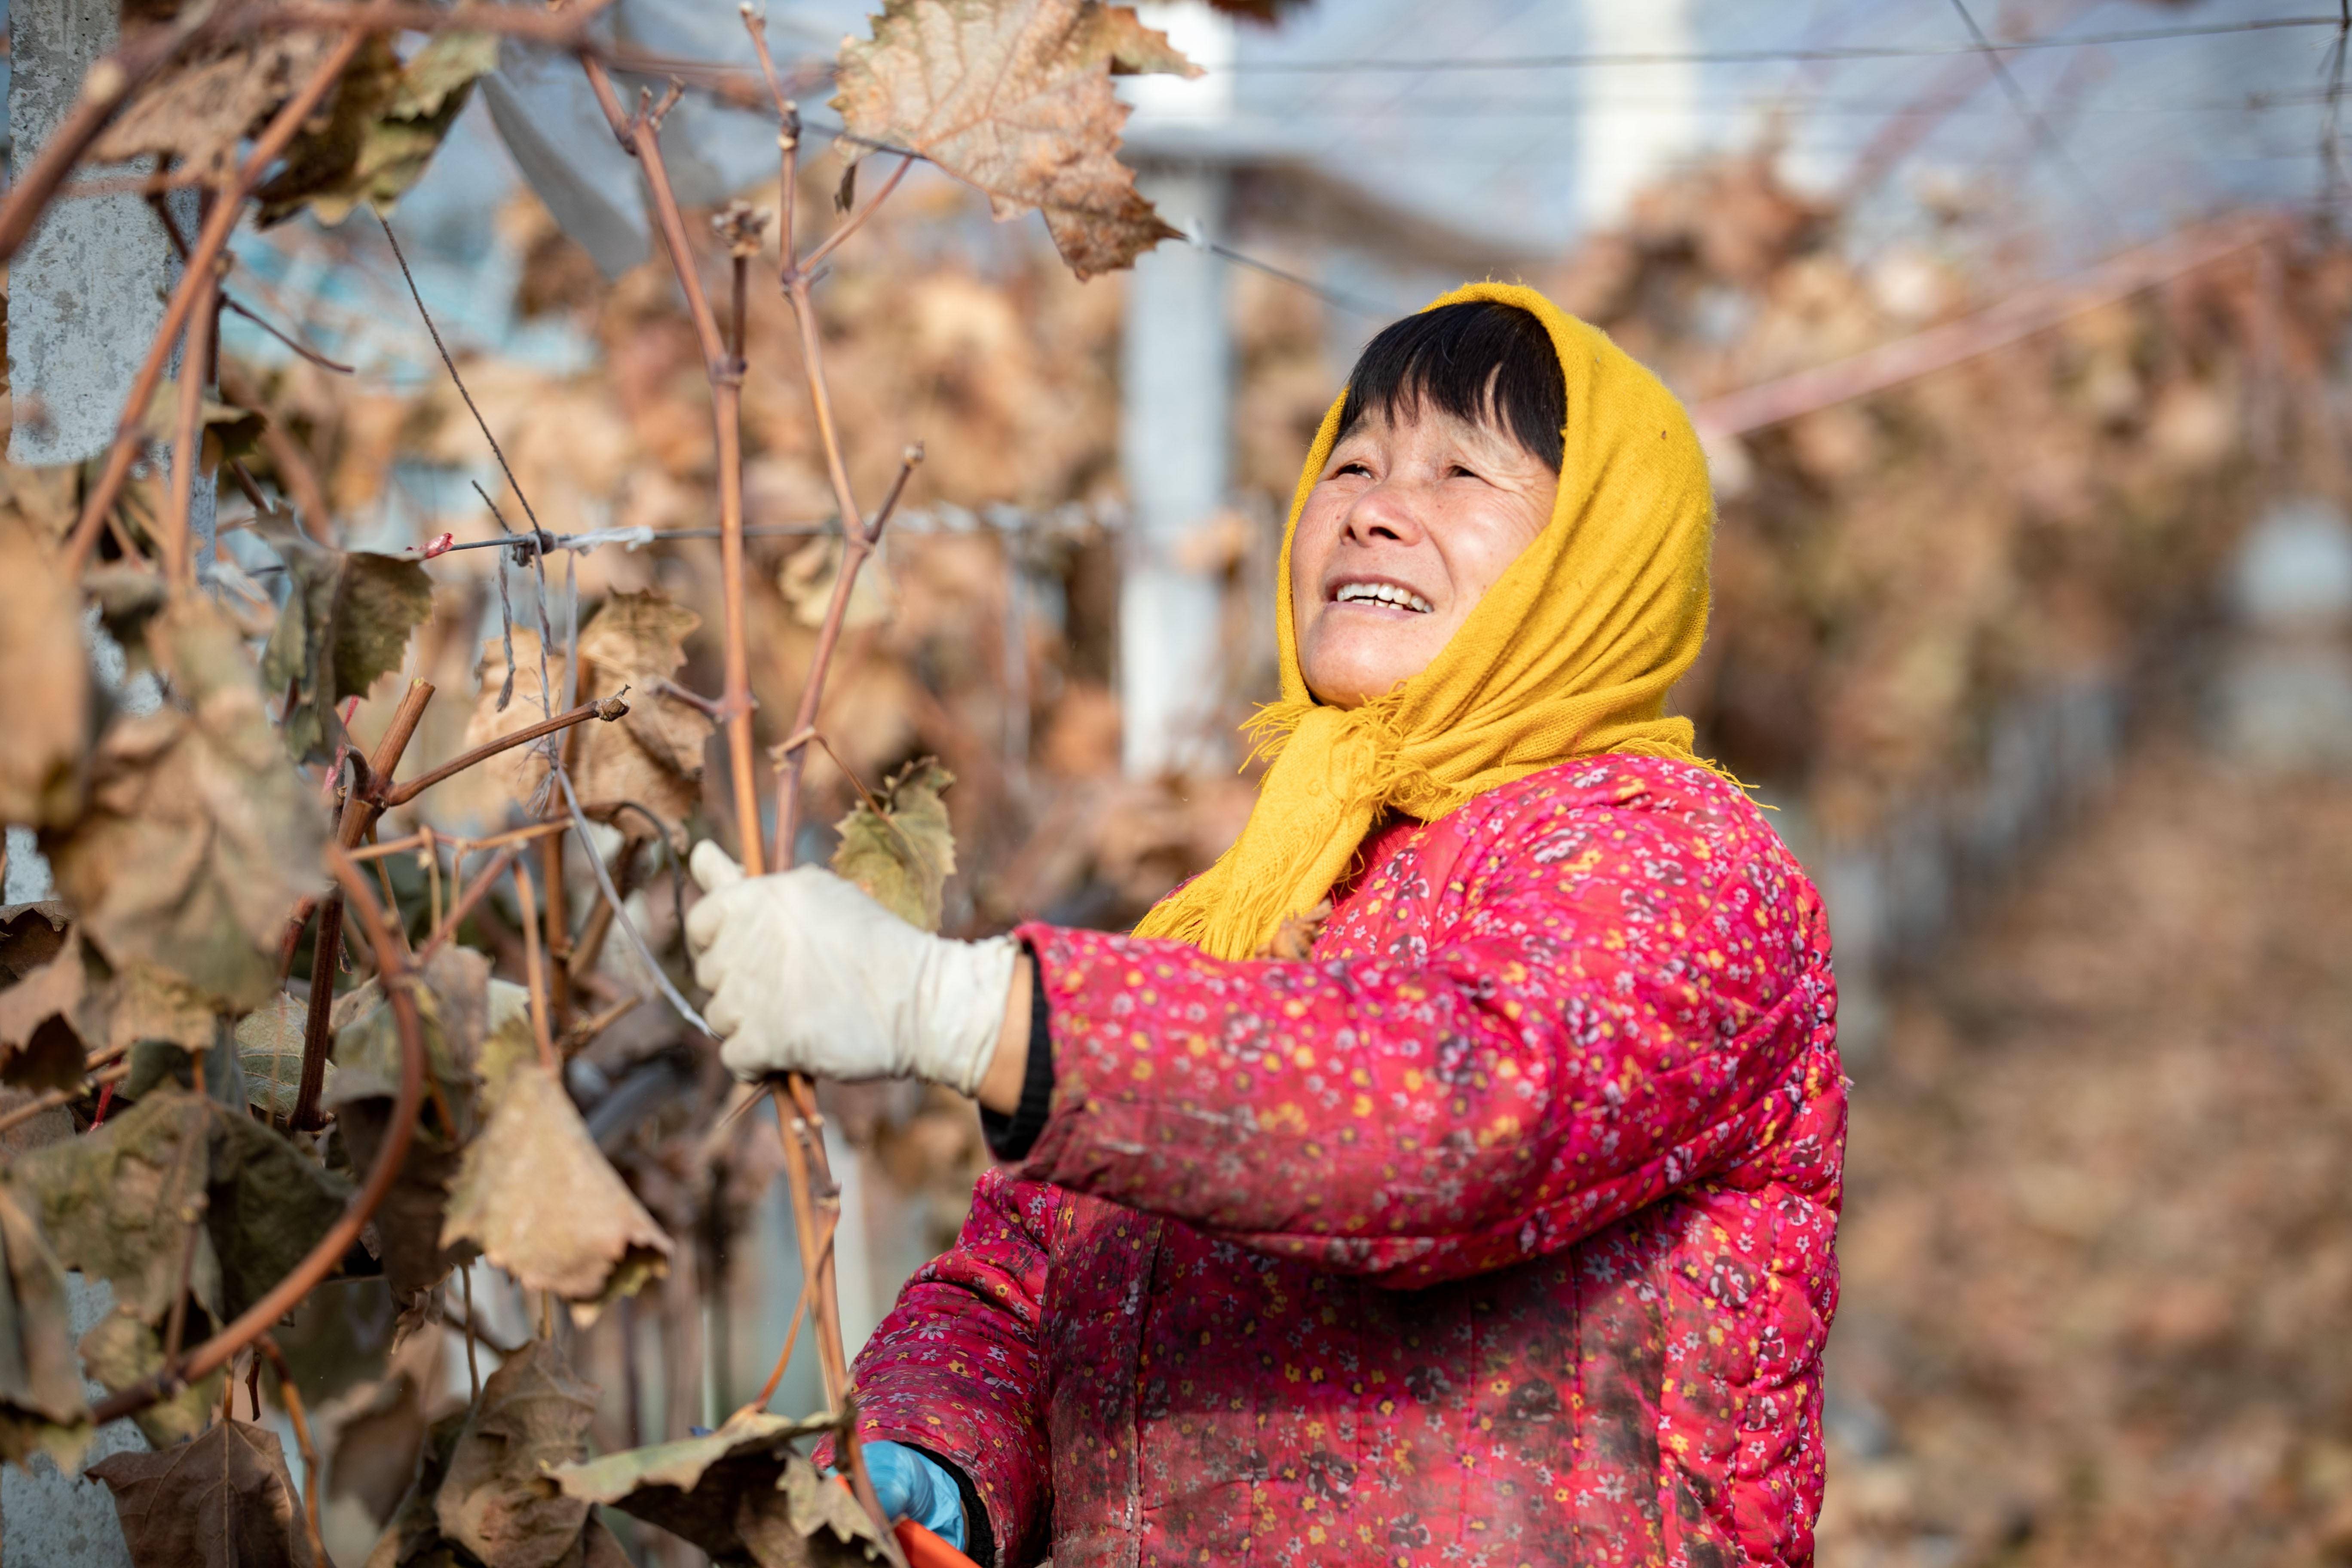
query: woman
[{"left": 689, "top": 283, "right": 1844, "bottom": 1567}]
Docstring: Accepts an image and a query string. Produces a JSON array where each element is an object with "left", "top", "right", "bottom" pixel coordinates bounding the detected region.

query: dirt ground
[{"left": 1815, "top": 729, "right": 2352, "bottom": 1568}]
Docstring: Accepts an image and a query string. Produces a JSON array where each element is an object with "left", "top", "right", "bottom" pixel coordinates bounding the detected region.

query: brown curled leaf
[
  {"left": 92, "top": 32, "right": 342, "bottom": 181},
  {"left": 43, "top": 598, "right": 327, "bottom": 1012},
  {"left": 0, "top": 1184, "right": 92, "bottom": 1472},
  {"left": 258, "top": 512, "right": 436, "bottom": 764},
  {"left": 88, "top": 1415, "right": 317, "bottom": 1568},
  {"left": 432, "top": 1340, "right": 597, "bottom": 1568},
  {"left": 833, "top": 0, "right": 1196, "bottom": 279},
  {"left": 570, "top": 589, "right": 714, "bottom": 827},
  {"left": 0, "top": 512, "right": 92, "bottom": 829},
  {"left": 255, "top": 31, "right": 500, "bottom": 228},
  {"left": 547, "top": 1411, "right": 859, "bottom": 1563},
  {"left": 437, "top": 1017, "right": 671, "bottom": 1321},
  {"left": 832, "top": 757, "right": 958, "bottom": 933}
]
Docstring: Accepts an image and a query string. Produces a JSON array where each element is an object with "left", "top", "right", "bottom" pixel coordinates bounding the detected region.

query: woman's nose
[{"left": 1341, "top": 481, "right": 1428, "bottom": 547}]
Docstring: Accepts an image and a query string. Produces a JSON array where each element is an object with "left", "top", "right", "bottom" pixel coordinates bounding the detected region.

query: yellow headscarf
[{"left": 1131, "top": 282, "right": 1717, "bottom": 961}]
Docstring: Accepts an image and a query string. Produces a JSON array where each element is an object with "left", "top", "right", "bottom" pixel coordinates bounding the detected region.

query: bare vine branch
[
  {"left": 413, "top": 848, "right": 520, "bottom": 965},
  {"left": 512, "top": 860, "right": 560, "bottom": 1072},
  {"left": 0, "top": 1060, "right": 134, "bottom": 1139},
  {"left": 579, "top": 52, "right": 767, "bottom": 874},
  {"left": 162, "top": 252, "right": 221, "bottom": 588},
  {"left": 381, "top": 215, "right": 547, "bottom": 540},
  {"left": 293, "top": 679, "right": 435, "bottom": 1132},
  {"left": 769, "top": 1086, "right": 848, "bottom": 1406},
  {"left": 801, "top": 154, "right": 916, "bottom": 273},
  {"left": 254, "top": 1336, "right": 328, "bottom": 1568},
  {"left": 377, "top": 695, "right": 628, "bottom": 808},
  {"left": 773, "top": 446, "right": 922, "bottom": 854}
]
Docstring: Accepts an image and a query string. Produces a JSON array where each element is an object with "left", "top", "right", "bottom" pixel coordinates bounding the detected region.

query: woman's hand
[
  {"left": 857, "top": 1441, "right": 970, "bottom": 1551},
  {"left": 686, "top": 842, "right": 1020, "bottom": 1098}
]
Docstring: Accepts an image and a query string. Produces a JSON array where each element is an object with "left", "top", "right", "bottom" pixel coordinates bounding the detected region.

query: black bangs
[{"left": 1334, "top": 301, "right": 1565, "bottom": 472}]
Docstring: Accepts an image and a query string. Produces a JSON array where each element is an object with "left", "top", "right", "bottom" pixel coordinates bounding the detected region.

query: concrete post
[
  {"left": 2216, "top": 496, "right": 2352, "bottom": 768},
  {"left": 1118, "top": 2, "right": 1238, "bottom": 777},
  {"left": 0, "top": 5, "right": 187, "bottom": 1516},
  {"left": 1118, "top": 163, "right": 1233, "bottom": 777},
  {"left": 0, "top": 1277, "right": 141, "bottom": 1567},
  {"left": 7, "top": 0, "right": 214, "bottom": 572},
  {"left": 1577, "top": 0, "right": 1699, "bottom": 230}
]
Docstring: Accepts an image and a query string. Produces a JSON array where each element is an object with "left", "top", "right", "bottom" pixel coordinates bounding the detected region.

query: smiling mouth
[{"left": 1332, "top": 582, "right": 1434, "bottom": 614}]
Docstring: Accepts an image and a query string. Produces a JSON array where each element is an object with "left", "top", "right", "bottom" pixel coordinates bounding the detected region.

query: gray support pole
[
  {"left": 7, "top": 0, "right": 213, "bottom": 573},
  {"left": 1577, "top": 0, "right": 1698, "bottom": 230},
  {"left": 1118, "top": 163, "right": 1233, "bottom": 777}
]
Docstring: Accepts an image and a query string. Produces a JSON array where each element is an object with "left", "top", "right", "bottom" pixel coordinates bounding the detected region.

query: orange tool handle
[
  {"left": 894, "top": 1518, "right": 981, "bottom": 1568},
  {"left": 827, "top": 1470, "right": 981, "bottom": 1568}
]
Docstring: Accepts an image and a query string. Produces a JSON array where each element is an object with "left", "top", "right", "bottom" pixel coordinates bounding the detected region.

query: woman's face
[{"left": 1290, "top": 399, "right": 1559, "bottom": 708}]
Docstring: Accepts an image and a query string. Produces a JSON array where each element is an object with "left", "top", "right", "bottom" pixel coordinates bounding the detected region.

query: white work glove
[{"left": 685, "top": 842, "right": 1017, "bottom": 1095}]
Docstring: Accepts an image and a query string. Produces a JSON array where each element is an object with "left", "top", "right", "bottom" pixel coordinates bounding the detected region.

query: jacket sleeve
[
  {"left": 839, "top": 1166, "right": 1058, "bottom": 1566},
  {"left": 1013, "top": 791, "right": 1829, "bottom": 1290}
]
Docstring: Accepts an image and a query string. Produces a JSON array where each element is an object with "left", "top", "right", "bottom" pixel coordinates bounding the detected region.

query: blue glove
[{"left": 856, "top": 1440, "right": 967, "bottom": 1552}]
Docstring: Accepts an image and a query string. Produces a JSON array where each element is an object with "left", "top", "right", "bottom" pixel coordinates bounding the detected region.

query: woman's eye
[
  {"left": 1447, "top": 464, "right": 1479, "bottom": 480},
  {"left": 1335, "top": 461, "right": 1372, "bottom": 478}
]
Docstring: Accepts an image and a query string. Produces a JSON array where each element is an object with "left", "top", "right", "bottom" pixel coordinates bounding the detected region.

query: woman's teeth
[{"left": 1334, "top": 582, "right": 1433, "bottom": 613}]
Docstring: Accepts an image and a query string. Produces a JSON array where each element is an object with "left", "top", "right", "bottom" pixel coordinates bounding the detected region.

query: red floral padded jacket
[{"left": 848, "top": 756, "right": 1845, "bottom": 1568}]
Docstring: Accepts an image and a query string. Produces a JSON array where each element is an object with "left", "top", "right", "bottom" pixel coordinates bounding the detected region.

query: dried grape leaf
[
  {"left": 831, "top": 758, "right": 958, "bottom": 932},
  {"left": 546, "top": 1411, "right": 842, "bottom": 1560},
  {"left": 9, "top": 1085, "right": 217, "bottom": 1323},
  {"left": 258, "top": 513, "right": 436, "bottom": 763},
  {"left": 326, "top": 952, "right": 491, "bottom": 1129},
  {"left": 0, "top": 931, "right": 96, "bottom": 1092},
  {"left": 580, "top": 1516, "right": 634, "bottom": 1568},
  {"left": 318, "top": 1337, "right": 438, "bottom": 1525},
  {"left": 92, "top": 32, "right": 341, "bottom": 179},
  {"left": 738, "top": 1456, "right": 898, "bottom": 1566},
  {"left": 420, "top": 947, "right": 501, "bottom": 1093},
  {"left": 254, "top": 35, "right": 402, "bottom": 224},
  {"left": 84, "top": 567, "right": 171, "bottom": 678},
  {"left": 572, "top": 591, "right": 714, "bottom": 826},
  {"left": 136, "top": 386, "right": 269, "bottom": 469},
  {"left": 88, "top": 1415, "right": 318, "bottom": 1568},
  {"left": 363, "top": 1407, "right": 467, "bottom": 1568},
  {"left": 79, "top": 1309, "right": 225, "bottom": 1450},
  {"left": 235, "top": 993, "right": 316, "bottom": 1120},
  {"left": 0, "top": 1185, "right": 92, "bottom": 1472},
  {"left": 833, "top": 0, "right": 1195, "bottom": 279},
  {"left": 0, "top": 462, "right": 80, "bottom": 546},
  {"left": 432, "top": 1340, "right": 596, "bottom": 1568},
  {"left": 463, "top": 629, "right": 570, "bottom": 805},
  {"left": 0, "top": 513, "right": 92, "bottom": 828},
  {"left": 7, "top": 1082, "right": 347, "bottom": 1328},
  {"left": 206, "top": 1105, "right": 352, "bottom": 1321},
  {"left": 323, "top": 962, "right": 492, "bottom": 1307},
  {"left": 124, "top": 1033, "right": 249, "bottom": 1112},
  {"left": 257, "top": 32, "right": 500, "bottom": 227},
  {"left": 0, "top": 903, "right": 72, "bottom": 986},
  {"left": 438, "top": 1024, "right": 671, "bottom": 1322},
  {"left": 43, "top": 598, "right": 327, "bottom": 1011},
  {"left": 478, "top": 588, "right": 718, "bottom": 829},
  {"left": 104, "top": 960, "right": 219, "bottom": 1056},
  {"left": 339, "top": 1102, "right": 466, "bottom": 1313},
  {"left": 389, "top": 31, "right": 500, "bottom": 119}
]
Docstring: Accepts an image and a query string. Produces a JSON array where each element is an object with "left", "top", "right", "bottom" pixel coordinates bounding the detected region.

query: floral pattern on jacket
[{"left": 845, "top": 757, "right": 1845, "bottom": 1568}]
